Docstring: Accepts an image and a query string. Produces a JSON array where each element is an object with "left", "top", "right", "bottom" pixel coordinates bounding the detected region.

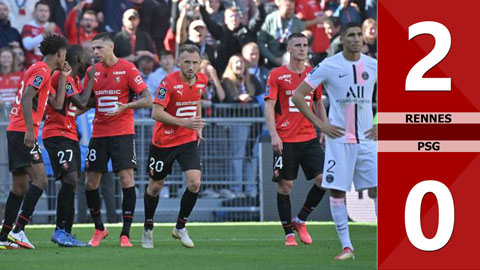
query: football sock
[
  {"left": 144, "top": 191, "right": 159, "bottom": 230},
  {"left": 176, "top": 189, "right": 198, "bottom": 229},
  {"left": 0, "top": 191, "right": 24, "bottom": 241},
  {"left": 13, "top": 184, "right": 43, "bottom": 233},
  {"left": 277, "top": 192, "right": 293, "bottom": 235},
  {"left": 56, "top": 182, "right": 74, "bottom": 231},
  {"left": 86, "top": 188, "right": 104, "bottom": 231},
  {"left": 65, "top": 195, "right": 75, "bottom": 234},
  {"left": 121, "top": 187, "right": 136, "bottom": 237},
  {"left": 330, "top": 197, "right": 353, "bottom": 250},
  {"left": 297, "top": 184, "right": 326, "bottom": 222}
]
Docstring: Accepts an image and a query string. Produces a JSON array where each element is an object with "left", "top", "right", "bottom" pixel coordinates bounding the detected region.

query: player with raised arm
[
  {"left": 265, "top": 33, "right": 328, "bottom": 246},
  {"left": 83, "top": 32, "right": 152, "bottom": 248},
  {"left": 0, "top": 34, "right": 68, "bottom": 249},
  {"left": 141, "top": 44, "right": 206, "bottom": 249},
  {"left": 43, "top": 45, "right": 96, "bottom": 247},
  {"left": 292, "top": 22, "right": 377, "bottom": 260}
]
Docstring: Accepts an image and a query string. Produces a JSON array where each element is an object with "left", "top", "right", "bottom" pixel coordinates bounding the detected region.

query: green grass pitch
[{"left": 0, "top": 222, "right": 376, "bottom": 270}]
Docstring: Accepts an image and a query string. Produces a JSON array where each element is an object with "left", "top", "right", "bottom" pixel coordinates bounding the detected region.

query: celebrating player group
[{"left": 0, "top": 22, "right": 376, "bottom": 260}]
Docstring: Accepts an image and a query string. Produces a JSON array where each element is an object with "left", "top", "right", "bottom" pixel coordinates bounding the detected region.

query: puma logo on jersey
[{"left": 278, "top": 74, "right": 292, "bottom": 84}]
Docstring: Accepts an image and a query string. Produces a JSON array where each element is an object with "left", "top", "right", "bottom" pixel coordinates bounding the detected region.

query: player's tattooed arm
[
  {"left": 152, "top": 104, "right": 205, "bottom": 129},
  {"left": 71, "top": 59, "right": 96, "bottom": 110},
  {"left": 21, "top": 85, "right": 38, "bottom": 147},
  {"left": 292, "top": 81, "right": 344, "bottom": 138},
  {"left": 48, "top": 62, "right": 72, "bottom": 111},
  {"left": 196, "top": 101, "right": 204, "bottom": 144},
  {"left": 265, "top": 99, "right": 283, "bottom": 155},
  {"left": 105, "top": 88, "right": 153, "bottom": 116}
]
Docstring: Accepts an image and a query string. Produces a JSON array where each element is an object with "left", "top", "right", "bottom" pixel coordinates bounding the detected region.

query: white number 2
[
  {"left": 406, "top": 21, "right": 451, "bottom": 91},
  {"left": 405, "top": 180, "right": 454, "bottom": 251}
]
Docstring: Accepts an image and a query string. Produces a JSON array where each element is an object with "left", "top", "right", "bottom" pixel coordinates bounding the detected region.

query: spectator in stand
[
  {"left": 46, "top": 0, "right": 80, "bottom": 32},
  {"left": 333, "top": 0, "right": 362, "bottom": 25},
  {"left": 0, "top": 47, "right": 22, "bottom": 118},
  {"left": 296, "top": 0, "right": 330, "bottom": 65},
  {"left": 205, "top": 0, "right": 224, "bottom": 25},
  {"left": 325, "top": 16, "right": 342, "bottom": 57},
  {"left": 223, "top": 55, "right": 256, "bottom": 103},
  {"left": 163, "top": 0, "right": 180, "bottom": 54},
  {"left": 223, "top": 0, "right": 258, "bottom": 26},
  {"left": 64, "top": 1, "right": 99, "bottom": 45},
  {"left": 257, "top": 0, "right": 305, "bottom": 68},
  {"left": 242, "top": 42, "right": 268, "bottom": 92},
  {"left": 132, "top": 0, "right": 170, "bottom": 53},
  {"left": 101, "top": 0, "right": 133, "bottom": 33},
  {"left": 137, "top": 55, "right": 154, "bottom": 81},
  {"left": 1, "top": 0, "right": 37, "bottom": 30},
  {"left": 200, "top": 0, "right": 266, "bottom": 76},
  {"left": 12, "top": 46, "right": 25, "bottom": 72},
  {"left": 222, "top": 54, "right": 259, "bottom": 198},
  {"left": 361, "top": 18, "right": 377, "bottom": 59},
  {"left": 200, "top": 59, "right": 225, "bottom": 105},
  {"left": 365, "top": 0, "right": 376, "bottom": 19},
  {"left": 135, "top": 55, "right": 155, "bottom": 118},
  {"left": 0, "top": 2, "right": 21, "bottom": 49},
  {"left": 21, "top": 1, "right": 62, "bottom": 68},
  {"left": 146, "top": 50, "right": 178, "bottom": 97},
  {"left": 114, "top": 9, "right": 158, "bottom": 62},
  {"left": 178, "top": 18, "right": 216, "bottom": 63},
  {"left": 114, "top": 8, "right": 158, "bottom": 63}
]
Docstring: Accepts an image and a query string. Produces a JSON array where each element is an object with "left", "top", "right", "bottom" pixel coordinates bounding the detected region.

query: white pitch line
[
  {"left": 25, "top": 221, "right": 377, "bottom": 229},
  {"left": 28, "top": 237, "right": 378, "bottom": 245}
]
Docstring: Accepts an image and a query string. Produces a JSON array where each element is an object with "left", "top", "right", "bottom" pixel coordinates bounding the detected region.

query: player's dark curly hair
[{"left": 39, "top": 34, "right": 67, "bottom": 56}]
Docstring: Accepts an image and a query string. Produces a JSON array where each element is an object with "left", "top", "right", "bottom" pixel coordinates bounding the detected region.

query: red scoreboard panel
[{"left": 379, "top": 1, "right": 480, "bottom": 269}]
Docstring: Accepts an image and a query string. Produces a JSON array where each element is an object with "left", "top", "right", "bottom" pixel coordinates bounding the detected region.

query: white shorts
[{"left": 322, "top": 141, "right": 377, "bottom": 192}]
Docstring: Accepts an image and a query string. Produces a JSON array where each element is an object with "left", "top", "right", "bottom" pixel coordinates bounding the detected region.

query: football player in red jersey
[
  {"left": 1, "top": 34, "right": 68, "bottom": 250},
  {"left": 83, "top": 32, "right": 152, "bottom": 248},
  {"left": 264, "top": 33, "right": 329, "bottom": 246},
  {"left": 141, "top": 44, "right": 206, "bottom": 249},
  {"left": 43, "top": 45, "right": 96, "bottom": 247}
]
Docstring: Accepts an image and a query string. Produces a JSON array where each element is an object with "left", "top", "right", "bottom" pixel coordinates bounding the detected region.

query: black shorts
[
  {"left": 272, "top": 138, "right": 325, "bottom": 182},
  {"left": 43, "top": 137, "right": 81, "bottom": 180},
  {"left": 7, "top": 131, "right": 43, "bottom": 173},
  {"left": 85, "top": 134, "right": 137, "bottom": 173},
  {"left": 147, "top": 141, "right": 201, "bottom": 181}
]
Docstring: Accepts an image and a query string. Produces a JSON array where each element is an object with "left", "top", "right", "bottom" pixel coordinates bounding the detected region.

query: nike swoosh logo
[{"left": 339, "top": 74, "right": 348, "bottom": 78}]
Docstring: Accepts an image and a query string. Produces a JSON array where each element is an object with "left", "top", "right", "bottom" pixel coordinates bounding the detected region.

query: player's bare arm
[
  {"left": 71, "top": 60, "right": 96, "bottom": 110},
  {"left": 195, "top": 101, "right": 204, "bottom": 143},
  {"left": 105, "top": 88, "right": 153, "bottom": 116},
  {"left": 265, "top": 99, "right": 283, "bottom": 155},
  {"left": 152, "top": 104, "right": 205, "bottom": 130},
  {"left": 364, "top": 81, "right": 377, "bottom": 141},
  {"left": 48, "top": 62, "right": 72, "bottom": 110},
  {"left": 292, "top": 81, "right": 344, "bottom": 138},
  {"left": 21, "top": 85, "right": 39, "bottom": 148}
]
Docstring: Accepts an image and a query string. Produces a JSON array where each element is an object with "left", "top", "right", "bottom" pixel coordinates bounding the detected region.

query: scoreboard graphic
[{"left": 378, "top": 0, "right": 480, "bottom": 268}]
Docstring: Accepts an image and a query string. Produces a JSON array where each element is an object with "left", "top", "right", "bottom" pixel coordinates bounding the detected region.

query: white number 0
[
  {"left": 406, "top": 21, "right": 451, "bottom": 91},
  {"left": 405, "top": 180, "right": 454, "bottom": 251}
]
